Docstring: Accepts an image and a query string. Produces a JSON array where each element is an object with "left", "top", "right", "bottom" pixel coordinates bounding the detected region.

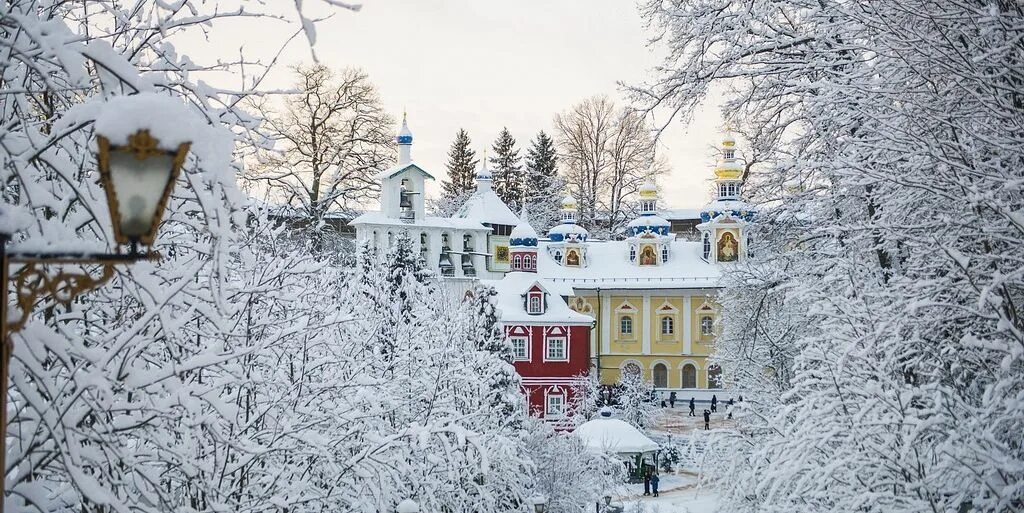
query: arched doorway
[
  {"left": 653, "top": 363, "right": 668, "bottom": 388},
  {"left": 681, "top": 364, "right": 697, "bottom": 389}
]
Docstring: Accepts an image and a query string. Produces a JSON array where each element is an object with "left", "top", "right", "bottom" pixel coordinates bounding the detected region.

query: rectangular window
[
  {"left": 545, "top": 337, "right": 567, "bottom": 361},
  {"left": 546, "top": 394, "right": 565, "bottom": 417},
  {"left": 511, "top": 337, "right": 529, "bottom": 361},
  {"left": 529, "top": 295, "right": 542, "bottom": 314}
]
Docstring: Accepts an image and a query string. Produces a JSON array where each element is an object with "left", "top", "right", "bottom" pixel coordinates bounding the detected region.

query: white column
[
  {"left": 453, "top": 230, "right": 465, "bottom": 277},
  {"left": 683, "top": 295, "right": 692, "bottom": 355},
  {"left": 601, "top": 291, "right": 611, "bottom": 355},
  {"left": 642, "top": 293, "right": 651, "bottom": 355},
  {"left": 428, "top": 229, "right": 443, "bottom": 275}
]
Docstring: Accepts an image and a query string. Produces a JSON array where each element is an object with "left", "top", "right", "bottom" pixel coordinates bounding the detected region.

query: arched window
[
  {"left": 702, "top": 233, "right": 711, "bottom": 259},
  {"left": 747, "top": 235, "right": 754, "bottom": 258},
  {"left": 661, "top": 316, "right": 674, "bottom": 335},
  {"left": 524, "top": 254, "right": 533, "bottom": 270},
  {"left": 681, "top": 364, "right": 697, "bottom": 389},
  {"left": 707, "top": 364, "right": 722, "bottom": 389},
  {"left": 629, "top": 246, "right": 636, "bottom": 262},
  {"left": 420, "top": 232, "right": 429, "bottom": 252},
  {"left": 653, "top": 363, "right": 668, "bottom": 388},
  {"left": 724, "top": 148, "right": 735, "bottom": 159},
  {"left": 700, "top": 315, "right": 714, "bottom": 336},
  {"left": 513, "top": 254, "right": 522, "bottom": 270},
  {"left": 661, "top": 246, "right": 669, "bottom": 263},
  {"left": 620, "top": 315, "right": 633, "bottom": 335},
  {"left": 554, "top": 250, "right": 563, "bottom": 263}
]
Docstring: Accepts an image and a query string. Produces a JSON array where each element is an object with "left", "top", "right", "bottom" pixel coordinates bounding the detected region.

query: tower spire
[{"left": 396, "top": 112, "right": 414, "bottom": 165}]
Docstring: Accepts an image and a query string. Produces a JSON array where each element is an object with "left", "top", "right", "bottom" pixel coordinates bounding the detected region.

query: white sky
[{"left": 180, "top": 0, "right": 725, "bottom": 209}]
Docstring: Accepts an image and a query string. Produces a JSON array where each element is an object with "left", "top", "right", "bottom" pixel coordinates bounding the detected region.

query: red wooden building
[{"left": 486, "top": 218, "right": 593, "bottom": 428}]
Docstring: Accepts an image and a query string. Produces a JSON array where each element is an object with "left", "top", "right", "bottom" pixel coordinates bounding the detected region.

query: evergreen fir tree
[
  {"left": 490, "top": 128, "right": 524, "bottom": 211},
  {"left": 440, "top": 129, "right": 478, "bottom": 213},
  {"left": 524, "top": 131, "right": 564, "bottom": 232}
]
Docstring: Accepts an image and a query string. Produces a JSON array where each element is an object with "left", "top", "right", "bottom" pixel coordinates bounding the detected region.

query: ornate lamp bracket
[{"left": 6, "top": 262, "right": 116, "bottom": 334}]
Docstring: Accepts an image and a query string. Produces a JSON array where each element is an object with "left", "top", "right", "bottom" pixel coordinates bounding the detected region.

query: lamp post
[
  {"left": 528, "top": 495, "right": 548, "bottom": 513},
  {"left": 0, "top": 128, "right": 188, "bottom": 512}
]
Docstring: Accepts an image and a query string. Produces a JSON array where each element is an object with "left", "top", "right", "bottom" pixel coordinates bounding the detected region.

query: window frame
[
  {"left": 510, "top": 336, "right": 529, "bottom": 361},
  {"left": 545, "top": 392, "right": 565, "bottom": 417},
  {"left": 528, "top": 293, "right": 543, "bottom": 314},
  {"left": 544, "top": 336, "right": 568, "bottom": 361},
  {"left": 661, "top": 315, "right": 674, "bottom": 335},
  {"left": 700, "top": 315, "right": 714, "bottom": 336},
  {"left": 702, "top": 233, "right": 711, "bottom": 259},
  {"left": 620, "top": 315, "right": 634, "bottom": 336}
]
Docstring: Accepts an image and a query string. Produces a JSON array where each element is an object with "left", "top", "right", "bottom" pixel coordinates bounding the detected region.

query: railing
[{"left": 545, "top": 277, "right": 718, "bottom": 284}]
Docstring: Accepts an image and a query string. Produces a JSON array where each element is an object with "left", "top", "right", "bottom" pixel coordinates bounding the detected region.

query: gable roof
[
  {"left": 374, "top": 162, "right": 435, "bottom": 181},
  {"left": 457, "top": 188, "right": 521, "bottom": 226},
  {"left": 483, "top": 272, "right": 593, "bottom": 325}
]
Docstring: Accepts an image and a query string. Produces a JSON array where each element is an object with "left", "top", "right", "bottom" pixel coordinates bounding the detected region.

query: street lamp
[
  {"left": 0, "top": 128, "right": 187, "bottom": 513},
  {"left": 529, "top": 495, "right": 548, "bottom": 513},
  {"left": 96, "top": 129, "right": 189, "bottom": 248}
]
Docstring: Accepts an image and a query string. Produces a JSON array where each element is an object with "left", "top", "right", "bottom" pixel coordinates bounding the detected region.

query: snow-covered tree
[
  {"left": 524, "top": 131, "right": 565, "bottom": 233},
  {"left": 491, "top": 128, "right": 525, "bottom": 211},
  {"left": 553, "top": 96, "right": 665, "bottom": 238},
  {"left": 615, "top": 372, "right": 659, "bottom": 430},
  {"left": 636, "top": 1, "right": 1024, "bottom": 512},
  {"left": 438, "top": 128, "right": 480, "bottom": 215},
  {"left": 245, "top": 64, "right": 395, "bottom": 254}
]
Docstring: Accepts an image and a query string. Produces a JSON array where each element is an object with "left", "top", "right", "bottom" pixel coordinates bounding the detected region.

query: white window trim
[
  {"left": 510, "top": 336, "right": 530, "bottom": 362},
  {"left": 700, "top": 315, "right": 715, "bottom": 336},
  {"left": 660, "top": 315, "right": 675, "bottom": 336},
  {"left": 545, "top": 392, "right": 565, "bottom": 418},
  {"left": 544, "top": 336, "right": 568, "bottom": 362},
  {"left": 528, "top": 293, "right": 544, "bottom": 314}
]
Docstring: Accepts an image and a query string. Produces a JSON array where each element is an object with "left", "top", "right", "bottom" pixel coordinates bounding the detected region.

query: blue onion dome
[{"left": 395, "top": 113, "right": 413, "bottom": 145}]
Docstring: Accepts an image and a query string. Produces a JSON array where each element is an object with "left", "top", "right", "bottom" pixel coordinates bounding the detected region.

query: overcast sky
[{"left": 185, "top": 0, "right": 725, "bottom": 209}]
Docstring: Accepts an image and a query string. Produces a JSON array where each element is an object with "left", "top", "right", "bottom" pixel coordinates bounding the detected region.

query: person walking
[
  {"left": 669, "top": 391, "right": 677, "bottom": 408},
  {"left": 688, "top": 397, "right": 696, "bottom": 416},
  {"left": 643, "top": 470, "right": 651, "bottom": 496},
  {"left": 651, "top": 473, "right": 660, "bottom": 497},
  {"left": 711, "top": 394, "right": 718, "bottom": 413},
  {"left": 703, "top": 409, "right": 711, "bottom": 430}
]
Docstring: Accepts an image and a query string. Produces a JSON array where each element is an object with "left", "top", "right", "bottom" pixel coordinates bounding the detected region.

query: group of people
[{"left": 642, "top": 470, "right": 660, "bottom": 497}]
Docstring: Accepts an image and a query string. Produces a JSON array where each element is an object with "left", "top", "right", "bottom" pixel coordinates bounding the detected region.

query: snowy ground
[
  {"left": 606, "top": 473, "right": 720, "bottom": 513},
  {"left": 598, "top": 407, "right": 732, "bottom": 512}
]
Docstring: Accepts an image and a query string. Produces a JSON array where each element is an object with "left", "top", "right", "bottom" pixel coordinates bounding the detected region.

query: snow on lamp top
[
  {"left": 94, "top": 93, "right": 199, "bottom": 149},
  {"left": 396, "top": 499, "right": 420, "bottom": 513}
]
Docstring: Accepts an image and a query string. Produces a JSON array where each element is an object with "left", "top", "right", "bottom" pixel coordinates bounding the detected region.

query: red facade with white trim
[{"left": 505, "top": 321, "right": 591, "bottom": 427}]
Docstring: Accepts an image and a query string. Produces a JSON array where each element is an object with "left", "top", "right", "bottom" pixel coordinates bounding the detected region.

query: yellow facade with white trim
[{"left": 567, "top": 291, "right": 723, "bottom": 390}]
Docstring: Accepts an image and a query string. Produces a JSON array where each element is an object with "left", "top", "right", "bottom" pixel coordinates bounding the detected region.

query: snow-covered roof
[
  {"left": 350, "top": 211, "right": 490, "bottom": 231},
  {"left": 548, "top": 222, "right": 589, "bottom": 238},
  {"left": 457, "top": 188, "right": 521, "bottom": 226},
  {"left": 483, "top": 272, "right": 593, "bottom": 325},
  {"left": 627, "top": 215, "right": 671, "bottom": 229},
  {"left": 575, "top": 415, "right": 659, "bottom": 455},
  {"left": 536, "top": 239, "right": 721, "bottom": 289},
  {"left": 374, "top": 162, "right": 435, "bottom": 181},
  {"left": 662, "top": 208, "right": 702, "bottom": 221}
]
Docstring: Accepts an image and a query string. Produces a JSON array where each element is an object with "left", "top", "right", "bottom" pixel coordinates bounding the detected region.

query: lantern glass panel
[{"left": 107, "top": 151, "right": 175, "bottom": 241}]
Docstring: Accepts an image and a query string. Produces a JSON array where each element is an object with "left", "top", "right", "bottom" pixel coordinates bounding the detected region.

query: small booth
[{"left": 575, "top": 409, "right": 659, "bottom": 481}]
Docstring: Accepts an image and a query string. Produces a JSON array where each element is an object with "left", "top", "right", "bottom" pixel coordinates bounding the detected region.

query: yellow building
[{"left": 536, "top": 135, "right": 753, "bottom": 392}]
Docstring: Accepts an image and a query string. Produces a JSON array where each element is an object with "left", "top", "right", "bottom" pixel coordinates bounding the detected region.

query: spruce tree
[
  {"left": 489, "top": 128, "right": 524, "bottom": 211},
  {"left": 440, "top": 129, "right": 478, "bottom": 205},
  {"left": 524, "top": 131, "right": 563, "bottom": 232}
]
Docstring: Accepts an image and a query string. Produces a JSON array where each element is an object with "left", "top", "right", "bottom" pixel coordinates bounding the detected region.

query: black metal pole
[{"left": 0, "top": 233, "right": 10, "bottom": 513}]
